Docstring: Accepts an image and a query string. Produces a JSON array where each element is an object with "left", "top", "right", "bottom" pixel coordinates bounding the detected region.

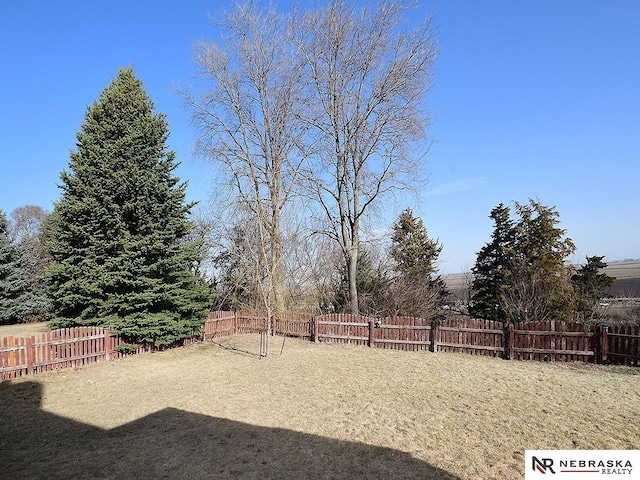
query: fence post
[
  {"left": 313, "top": 316, "right": 319, "bottom": 343},
  {"left": 102, "top": 327, "right": 111, "bottom": 361},
  {"left": 430, "top": 320, "right": 438, "bottom": 353},
  {"left": 506, "top": 324, "right": 514, "bottom": 360},
  {"left": 104, "top": 327, "right": 111, "bottom": 361},
  {"left": 600, "top": 326, "right": 609, "bottom": 364},
  {"left": 368, "top": 319, "right": 375, "bottom": 348},
  {"left": 502, "top": 324, "right": 508, "bottom": 360}
]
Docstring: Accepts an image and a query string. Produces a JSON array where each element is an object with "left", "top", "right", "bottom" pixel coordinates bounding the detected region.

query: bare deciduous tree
[
  {"left": 186, "top": 2, "right": 309, "bottom": 327},
  {"left": 185, "top": 205, "right": 217, "bottom": 281},
  {"left": 281, "top": 227, "right": 343, "bottom": 314},
  {"left": 382, "top": 276, "right": 447, "bottom": 319},
  {"left": 9, "top": 205, "right": 48, "bottom": 243},
  {"left": 499, "top": 263, "right": 557, "bottom": 324},
  {"left": 293, "top": 0, "right": 438, "bottom": 314},
  {"left": 212, "top": 212, "right": 264, "bottom": 312}
]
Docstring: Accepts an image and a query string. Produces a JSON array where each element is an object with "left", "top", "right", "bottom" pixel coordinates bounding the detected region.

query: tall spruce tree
[
  {"left": 0, "top": 211, "right": 48, "bottom": 324},
  {"left": 390, "top": 208, "right": 442, "bottom": 280},
  {"left": 386, "top": 208, "right": 447, "bottom": 318},
  {"left": 46, "top": 68, "right": 210, "bottom": 346},
  {"left": 470, "top": 203, "right": 515, "bottom": 321}
]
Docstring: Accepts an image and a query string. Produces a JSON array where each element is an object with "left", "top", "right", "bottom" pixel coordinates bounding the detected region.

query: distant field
[
  {"left": 604, "top": 262, "right": 640, "bottom": 297},
  {"left": 604, "top": 261, "right": 640, "bottom": 280},
  {"left": 444, "top": 261, "right": 640, "bottom": 299},
  {"left": 442, "top": 272, "right": 469, "bottom": 290},
  {"left": 1, "top": 335, "right": 639, "bottom": 479}
]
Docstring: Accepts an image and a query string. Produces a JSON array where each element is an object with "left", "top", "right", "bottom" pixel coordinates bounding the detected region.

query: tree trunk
[{"left": 348, "top": 245, "right": 359, "bottom": 315}]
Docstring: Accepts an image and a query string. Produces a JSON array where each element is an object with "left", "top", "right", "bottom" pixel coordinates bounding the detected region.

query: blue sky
[{"left": 1, "top": 1, "right": 638, "bottom": 273}]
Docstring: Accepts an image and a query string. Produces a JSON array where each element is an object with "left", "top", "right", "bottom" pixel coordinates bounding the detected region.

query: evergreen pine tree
[
  {"left": 390, "top": 208, "right": 442, "bottom": 280},
  {"left": 470, "top": 204, "right": 515, "bottom": 321},
  {"left": 470, "top": 200, "right": 576, "bottom": 323},
  {"left": 572, "top": 255, "right": 615, "bottom": 318},
  {"left": 46, "top": 68, "right": 210, "bottom": 346},
  {"left": 0, "top": 211, "right": 48, "bottom": 324},
  {"left": 387, "top": 208, "right": 447, "bottom": 318},
  {"left": 504, "top": 200, "right": 576, "bottom": 322}
]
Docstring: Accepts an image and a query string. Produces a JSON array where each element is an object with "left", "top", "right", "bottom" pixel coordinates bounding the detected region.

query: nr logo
[{"left": 533, "top": 457, "right": 556, "bottom": 474}]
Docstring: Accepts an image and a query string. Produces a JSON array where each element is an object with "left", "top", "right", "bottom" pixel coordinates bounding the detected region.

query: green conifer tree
[
  {"left": 471, "top": 200, "right": 576, "bottom": 323},
  {"left": 46, "top": 68, "right": 210, "bottom": 346},
  {"left": 387, "top": 208, "right": 447, "bottom": 317},
  {"left": 504, "top": 200, "right": 576, "bottom": 322},
  {"left": 572, "top": 255, "right": 615, "bottom": 318},
  {"left": 0, "top": 211, "right": 48, "bottom": 324},
  {"left": 470, "top": 203, "right": 515, "bottom": 321},
  {"left": 390, "top": 208, "right": 442, "bottom": 280}
]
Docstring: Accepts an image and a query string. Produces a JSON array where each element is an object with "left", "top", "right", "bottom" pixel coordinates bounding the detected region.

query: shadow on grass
[
  {"left": 1, "top": 381, "right": 459, "bottom": 480},
  {"left": 211, "top": 340, "right": 262, "bottom": 358}
]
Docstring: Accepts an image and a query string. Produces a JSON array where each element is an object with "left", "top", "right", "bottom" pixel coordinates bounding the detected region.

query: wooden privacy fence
[
  {"left": 202, "top": 311, "right": 315, "bottom": 341},
  {"left": 204, "top": 312, "right": 640, "bottom": 366},
  {"left": 312, "top": 315, "right": 599, "bottom": 361},
  {"left": 605, "top": 325, "right": 640, "bottom": 366},
  {"left": 1, "top": 327, "right": 117, "bottom": 381},
  {"left": 509, "top": 321, "right": 599, "bottom": 363},
  {"left": 1, "top": 326, "right": 191, "bottom": 381},
  {"left": 435, "top": 318, "right": 505, "bottom": 357},
  {"left": 3, "top": 312, "right": 640, "bottom": 381},
  {"left": 313, "top": 314, "right": 433, "bottom": 351},
  {"left": 203, "top": 311, "right": 237, "bottom": 340},
  {"left": 374, "top": 316, "right": 433, "bottom": 351}
]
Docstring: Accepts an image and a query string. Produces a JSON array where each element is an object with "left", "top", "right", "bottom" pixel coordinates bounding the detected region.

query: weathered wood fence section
[
  {"left": 313, "top": 314, "right": 433, "bottom": 351},
  {"left": 3, "top": 312, "right": 640, "bottom": 381},
  {"left": 203, "top": 311, "right": 315, "bottom": 341},
  {"left": 1, "top": 327, "right": 116, "bottom": 381},
  {"left": 315, "top": 314, "right": 371, "bottom": 347},
  {"left": 605, "top": 325, "right": 640, "bottom": 366},
  {"left": 208, "top": 312, "right": 639, "bottom": 366},
  {"left": 203, "top": 311, "right": 236, "bottom": 340},
  {"left": 312, "top": 316, "right": 602, "bottom": 361},
  {"left": 435, "top": 319, "right": 505, "bottom": 357},
  {"left": 1, "top": 326, "right": 191, "bottom": 381},
  {"left": 274, "top": 312, "right": 315, "bottom": 341},
  {"left": 375, "top": 316, "right": 433, "bottom": 351},
  {"left": 509, "top": 321, "right": 598, "bottom": 363}
]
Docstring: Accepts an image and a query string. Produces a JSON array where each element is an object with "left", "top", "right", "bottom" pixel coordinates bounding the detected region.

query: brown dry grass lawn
[
  {"left": 2, "top": 334, "right": 639, "bottom": 479},
  {"left": 0, "top": 321, "right": 50, "bottom": 337}
]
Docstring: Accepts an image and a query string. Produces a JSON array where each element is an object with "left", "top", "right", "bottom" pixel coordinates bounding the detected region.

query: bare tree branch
[
  {"left": 185, "top": 2, "right": 310, "bottom": 319},
  {"left": 292, "top": 0, "right": 438, "bottom": 314}
]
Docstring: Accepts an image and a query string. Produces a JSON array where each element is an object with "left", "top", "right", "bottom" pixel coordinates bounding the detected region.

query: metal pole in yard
[{"left": 280, "top": 321, "right": 289, "bottom": 355}]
